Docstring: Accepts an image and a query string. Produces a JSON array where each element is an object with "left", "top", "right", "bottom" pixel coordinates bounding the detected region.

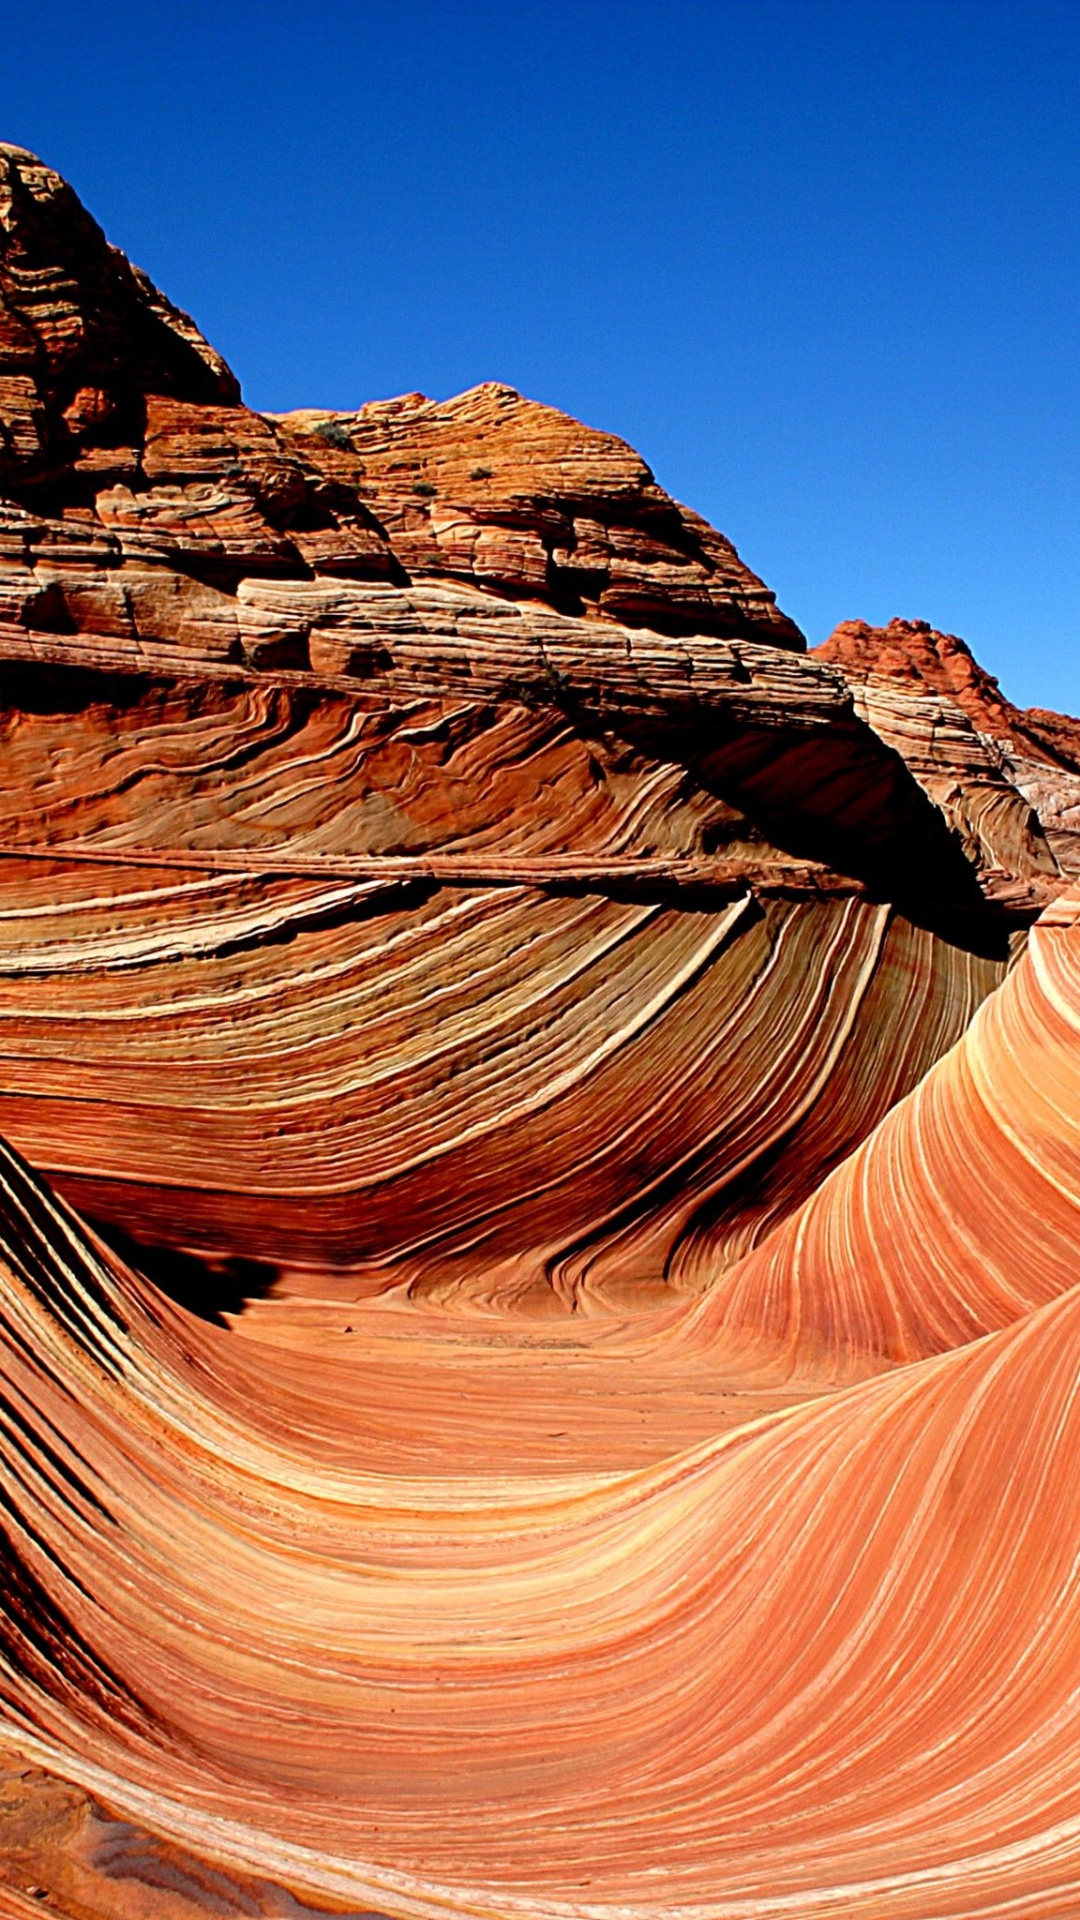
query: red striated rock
[
  {"left": 0, "top": 652, "right": 1007, "bottom": 1301},
  {"left": 815, "top": 616, "right": 1080, "bottom": 902},
  {"left": 4, "top": 145, "right": 1080, "bottom": 1920},
  {"left": 0, "top": 897, "right": 1077, "bottom": 1917}
]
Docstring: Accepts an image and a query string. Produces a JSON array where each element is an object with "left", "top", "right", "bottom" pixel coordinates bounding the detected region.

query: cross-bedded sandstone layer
[
  {"left": 3, "top": 140, "right": 1080, "bottom": 1919},
  {"left": 0, "top": 893, "right": 1080, "bottom": 1920}
]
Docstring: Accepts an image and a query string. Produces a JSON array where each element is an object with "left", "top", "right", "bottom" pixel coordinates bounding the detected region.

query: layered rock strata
[
  {"left": 816, "top": 616, "right": 1080, "bottom": 904},
  {"left": 1, "top": 141, "right": 1080, "bottom": 1920},
  {"left": 0, "top": 891, "right": 1078, "bottom": 1920},
  {"left": 1, "top": 143, "right": 1050, "bottom": 1305}
]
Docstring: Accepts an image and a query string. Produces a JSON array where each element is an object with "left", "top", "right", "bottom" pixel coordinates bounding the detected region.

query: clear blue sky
[{"left": 3, "top": 1, "right": 1080, "bottom": 710}]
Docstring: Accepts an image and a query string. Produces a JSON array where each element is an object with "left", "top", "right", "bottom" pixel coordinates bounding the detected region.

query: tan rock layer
[{"left": 705, "top": 888, "right": 1080, "bottom": 1377}]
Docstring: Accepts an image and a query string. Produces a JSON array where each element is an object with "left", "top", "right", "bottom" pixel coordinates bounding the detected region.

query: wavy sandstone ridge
[
  {"left": 705, "top": 885, "right": 1080, "bottom": 1376},
  {"left": 0, "top": 892, "right": 1079, "bottom": 1920},
  {"left": 1, "top": 141, "right": 1080, "bottom": 1918}
]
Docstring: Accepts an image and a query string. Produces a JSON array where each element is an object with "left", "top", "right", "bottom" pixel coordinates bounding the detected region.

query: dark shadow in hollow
[
  {"left": 563, "top": 698, "right": 1019, "bottom": 961},
  {"left": 87, "top": 1219, "right": 279, "bottom": 1327}
]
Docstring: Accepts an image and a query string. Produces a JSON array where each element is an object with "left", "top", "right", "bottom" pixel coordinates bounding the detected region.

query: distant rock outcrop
[{"left": 817, "top": 616, "right": 1080, "bottom": 887}]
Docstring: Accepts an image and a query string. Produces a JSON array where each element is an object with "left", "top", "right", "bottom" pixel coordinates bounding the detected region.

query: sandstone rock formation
[
  {"left": 816, "top": 616, "right": 1080, "bottom": 905},
  {"left": 1, "top": 889, "right": 1080, "bottom": 1920},
  {"left": 1, "top": 141, "right": 1080, "bottom": 1919}
]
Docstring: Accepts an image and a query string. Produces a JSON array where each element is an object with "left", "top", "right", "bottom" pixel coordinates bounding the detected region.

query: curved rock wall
[
  {"left": 0, "top": 894, "right": 1077, "bottom": 1918},
  {"left": 1, "top": 144, "right": 1080, "bottom": 1920}
]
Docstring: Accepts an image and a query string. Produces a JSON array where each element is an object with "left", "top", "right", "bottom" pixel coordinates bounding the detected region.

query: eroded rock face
[
  {"left": 2, "top": 145, "right": 1080, "bottom": 1920},
  {"left": 275, "top": 383, "right": 805, "bottom": 641},
  {"left": 816, "top": 616, "right": 1080, "bottom": 901},
  {"left": 0, "top": 145, "right": 237, "bottom": 485},
  {"left": 0, "top": 138, "right": 801, "bottom": 661}
]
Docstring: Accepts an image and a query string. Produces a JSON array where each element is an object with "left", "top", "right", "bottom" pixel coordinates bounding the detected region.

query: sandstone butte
[{"left": 2, "top": 139, "right": 1080, "bottom": 1920}]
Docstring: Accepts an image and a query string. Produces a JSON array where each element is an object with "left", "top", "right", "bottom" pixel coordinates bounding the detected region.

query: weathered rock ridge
[
  {"left": 0, "top": 139, "right": 799, "bottom": 652},
  {"left": 1, "top": 143, "right": 1080, "bottom": 1920},
  {"left": 816, "top": 616, "right": 1080, "bottom": 896}
]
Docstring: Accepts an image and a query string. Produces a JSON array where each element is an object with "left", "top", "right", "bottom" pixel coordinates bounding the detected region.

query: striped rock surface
[
  {"left": 815, "top": 618, "right": 1080, "bottom": 904},
  {"left": 2, "top": 141, "right": 1080, "bottom": 1920},
  {"left": 0, "top": 892, "right": 1077, "bottom": 1919},
  {"left": 0, "top": 658, "right": 1009, "bottom": 1300}
]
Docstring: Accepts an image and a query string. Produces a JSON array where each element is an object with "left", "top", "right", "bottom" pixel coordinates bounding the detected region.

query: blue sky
[{"left": 4, "top": 1, "right": 1080, "bottom": 709}]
